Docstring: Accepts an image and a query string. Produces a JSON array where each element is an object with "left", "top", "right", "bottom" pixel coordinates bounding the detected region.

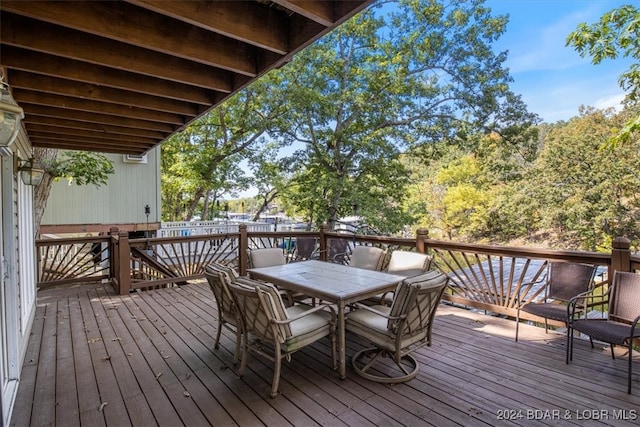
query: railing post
[
  {"left": 239, "top": 224, "right": 248, "bottom": 276},
  {"left": 416, "top": 228, "right": 429, "bottom": 253},
  {"left": 117, "top": 231, "right": 131, "bottom": 295},
  {"left": 319, "top": 224, "right": 328, "bottom": 262},
  {"left": 610, "top": 236, "right": 631, "bottom": 278},
  {"left": 108, "top": 227, "right": 119, "bottom": 286}
]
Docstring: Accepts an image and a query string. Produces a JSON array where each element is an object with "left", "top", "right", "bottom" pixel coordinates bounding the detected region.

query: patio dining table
[{"left": 248, "top": 260, "right": 405, "bottom": 379}]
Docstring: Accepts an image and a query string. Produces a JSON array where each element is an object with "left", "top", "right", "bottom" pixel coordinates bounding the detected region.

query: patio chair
[
  {"left": 346, "top": 271, "right": 448, "bottom": 383},
  {"left": 364, "top": 250, "right": 433, "bottom": 306},
  {"left": 293, "top": 237, "right": 319, "bottom": 261},
  {"left": 566, "top": 270, "right": 640, "bottom": 394},
  {"left": 203, "top": 262, "right": 243, "bottom": 363},
  {"left": 328, "top": 237, "right": 351, "bottom": 264},
  {"left": 515, "top": 261, "right": 596, "bottom": 342},
  {"left": 228, "top": 277, "right": 336, "bottom": 398},
  {"left": 347, "top": 245, "right": 386, "bottom": 271},
  {"left": 386, "top": 250, "right": 433, "bottom": 277},
  {"left": 248, "top": 246, "right": 308, "bottom": 305},
  {"left": 247, "top": 247, "right": 286, "bottom": 268}
]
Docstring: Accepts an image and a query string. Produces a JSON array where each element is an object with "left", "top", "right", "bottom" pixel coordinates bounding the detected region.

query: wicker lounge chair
[
  {"left": 515, "top": 261, "right": 596, "bottom": 341},
  {"left": 566, "top": 270, "right": 640, "bottom": 394}
]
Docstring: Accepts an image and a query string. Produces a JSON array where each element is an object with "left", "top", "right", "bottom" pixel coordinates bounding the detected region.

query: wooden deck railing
[{"left": 36, "top": 227, "right": 638, "bottom": 322}]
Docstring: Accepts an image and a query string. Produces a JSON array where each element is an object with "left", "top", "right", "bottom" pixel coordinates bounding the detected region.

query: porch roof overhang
[{"left": 0, "top": 0, "right": 373, "bottom": 155}]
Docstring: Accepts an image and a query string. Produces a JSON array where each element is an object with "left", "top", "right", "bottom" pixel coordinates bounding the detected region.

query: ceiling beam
[
  {"left": 11, "top": 73, "right": 201, "bottom": 116},
  {"left": 126, "top": 0, "right": 290, "bottom": 54},
  {"left": 22, "top": 118, "right": 168, "bottom": 140},
  {"left": 22, "top": 103, "right": 178, "bottom": 133},
  {"left": 2, "top": 1, "right": 259, "bottom": 76},
  {"left": 1, "top": 14, "right": 235, "bottom": 91},
  {"left": 1, "top": 46, "right": 218, "bottom": 105},
  {"left": 29, "top": 138, "right": 151, "bottom": 155}
]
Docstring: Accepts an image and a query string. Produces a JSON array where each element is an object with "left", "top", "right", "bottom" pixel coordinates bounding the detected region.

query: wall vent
[{"left": 123, "top": 154, "right": 147, "bottom": 164}]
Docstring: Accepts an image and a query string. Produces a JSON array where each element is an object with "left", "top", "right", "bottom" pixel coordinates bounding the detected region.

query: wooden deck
[{"left": 10, "top": 281, "right": 640, "bottom": 427}]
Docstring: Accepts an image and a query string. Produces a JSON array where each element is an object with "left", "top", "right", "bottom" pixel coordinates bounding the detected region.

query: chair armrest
[
  {"left": 515, "top": 275, "right": 549, "bottom": 307},
  {"left": 567, "top": 287, "right": 610, "bottom": 320},
  {"left": 631, "top": 315, "right": 640, "bottom": 333},
  {"left": 350, "top": 302, "right": 405, "bottom": 321},
  {"left": 272, "top": 303, "right": 336, "bottom": 324}
]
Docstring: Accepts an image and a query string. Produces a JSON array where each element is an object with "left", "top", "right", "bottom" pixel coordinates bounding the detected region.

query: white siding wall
[
  {"left": 17, "top": 181, "right": 36, "bottom": 335},
  {"left": 42, "top": 147, "right": 161, "bottom": 226}
]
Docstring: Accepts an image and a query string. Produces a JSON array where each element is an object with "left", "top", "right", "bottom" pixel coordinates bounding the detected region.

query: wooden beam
[
  {"left": 22, "top": 116, "right": 168, "bottom": 140},
  {"left": 11, "top": 73, "right": 200, "bottom": 116},
  {"left": 26, "top": 126, "right": 158, "bottom": 145},
  {"left": 1, "top": 46, "right": 217, "bottom": 105},
  {"left": 28, "top": 131, "right": 155, "bottom": 149},
  {"left": 126, "top": 0, "right": 290, "bottom": 55},
  {"left": 15, "top": 89, "right": 188, "bottom": 125},
  {"left": 2, "top": 1, "right": 259, "bottom": 76},
  {"left": 271, "top": 0, "right": 335, "bottom": 27},
  {"left": 0, "top": 15, "right": 234, "bottom": 91},
  {"left": 30, "top": 138, "right": 152, "bottom": 155},
  {"left": 22, "top": 104, "right": 179, "bottom": 133}
]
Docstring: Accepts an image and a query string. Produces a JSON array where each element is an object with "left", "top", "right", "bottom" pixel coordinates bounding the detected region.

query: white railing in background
[{"left": 159, "top": 220, "right": 273, "bottom": 237}]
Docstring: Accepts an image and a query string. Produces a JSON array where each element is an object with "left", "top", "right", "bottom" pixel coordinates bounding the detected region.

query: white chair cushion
[
  {"left": 386, "top": 251, "right": 431, "bottom": 277},
  {"left": 349, "top": 246, "right": 385, "bottom": 271},
  {"left": 248, "top": 248, "right": 286, "bottom": 268}
]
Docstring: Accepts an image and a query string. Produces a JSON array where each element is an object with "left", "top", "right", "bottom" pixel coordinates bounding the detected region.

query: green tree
[
  {"left": 161, "top": 85, "right": 283, "bottom": 221},
  {"left": 34, "top": 147, "right": 114, "bottom": 236},
  {"left": 525, "top": 107, "right": 640, "bottom": 250},
  {"left": 269, "top": 0, "right": 536, "bottom": 233},
  {"left": 567, "top": 4, "right": 640, "bottom": 146}
]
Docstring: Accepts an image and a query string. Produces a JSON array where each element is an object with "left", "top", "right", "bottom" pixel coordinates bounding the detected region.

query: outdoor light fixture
[
  {"left": 0, "top": 78, "right": 24, "bottom": 155},
  {"left": 19, "top": 158, "right": 45, "bottom": 186}
]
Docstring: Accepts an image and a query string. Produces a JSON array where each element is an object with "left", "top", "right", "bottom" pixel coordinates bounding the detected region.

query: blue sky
[{"left": 486, "top": 0, "right": 633, "bottom": 123}]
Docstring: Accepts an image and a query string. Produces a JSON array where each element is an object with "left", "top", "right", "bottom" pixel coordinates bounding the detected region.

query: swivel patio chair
[
  {"left": 566, "top": 270, "right": 640, "bottom": 394},
  {"left": 346, "top": 271, "right": 448, "bottom": 383},
  {"left": 515, "top": 261, "right": 596, "bottom": 341},
  {"left": 347, "top": 245, "right": 386, "bottom": 271},
  {"left": 365, "top": 250, "right": 433, "bottom": 306},
  {"left": 203, "top": 262, "right": 243, "bottom": 363},
  {"left": 228, "top": 277, "right": 336, "bottom": 398}
]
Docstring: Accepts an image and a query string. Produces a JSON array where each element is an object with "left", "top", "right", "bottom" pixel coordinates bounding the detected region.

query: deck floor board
[{"left": 9, "top": 281, "right": 640, "bottom": 427}]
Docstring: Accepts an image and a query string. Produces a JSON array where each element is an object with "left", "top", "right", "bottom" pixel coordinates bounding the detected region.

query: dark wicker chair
[
  {"left": 293, "top": 237, "right": 319, "bottom": 261},
  {"left": 515, "top": 262, "right": 596, "bottom": 342},
  {"left": 566, "top": 270, "right": 640, "bottom": 394},
  {"left": 346, "top": 271, "right": 448, "bottom": 383}
]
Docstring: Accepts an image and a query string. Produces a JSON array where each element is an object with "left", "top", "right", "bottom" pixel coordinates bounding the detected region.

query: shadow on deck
[{"left": 10, "top": 281, "right": 640, "bottom": 426}]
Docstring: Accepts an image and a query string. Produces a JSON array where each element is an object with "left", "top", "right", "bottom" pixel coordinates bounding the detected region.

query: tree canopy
[
  {"left": 263, "top": 0, "right": 537, "bottom": 233},
  {"left": 567, "top": 4, "right": 640, "bottom": 146}
]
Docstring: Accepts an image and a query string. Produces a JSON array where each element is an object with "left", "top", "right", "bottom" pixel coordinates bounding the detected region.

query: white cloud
[{"left": 593, "top": 93, "right": 626, "bottom": 111}]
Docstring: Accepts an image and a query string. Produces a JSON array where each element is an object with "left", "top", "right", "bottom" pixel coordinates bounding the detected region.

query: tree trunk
[{"left": 33, "top": 147, "right": 58, "bottom": 238}]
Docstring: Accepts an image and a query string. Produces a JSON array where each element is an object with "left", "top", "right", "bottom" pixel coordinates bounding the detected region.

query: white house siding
[
  {"left": 41, "top": 147, "right": 161, "bottom": 227},
  {"left": 1, "top": 131, "right": 38, "bottom": 426}
]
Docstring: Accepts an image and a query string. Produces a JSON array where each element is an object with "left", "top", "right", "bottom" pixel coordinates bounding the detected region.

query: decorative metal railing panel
[
  {"left": 423, "top": 240, "right": 611, "bottom": 318},
  {"left": 37, "top": 237, "right": 109, "bottom": 287},
  {"left": 431, "top": 250, "right": 549, "bottom": 309},
  {"left": 128, "top": 234, "right": 239, "bottom": 290}
]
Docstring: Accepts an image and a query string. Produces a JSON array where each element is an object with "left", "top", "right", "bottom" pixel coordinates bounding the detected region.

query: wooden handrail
[{"left": 36, "top": 227, "right": 635, "bottom": 316}]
